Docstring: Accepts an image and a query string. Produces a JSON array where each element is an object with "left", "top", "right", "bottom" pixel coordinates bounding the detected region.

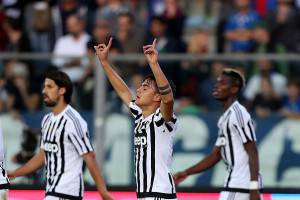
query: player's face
[
  {"left": 212, "top": 74, "right": 234, "bottom": 101},
  {"left": 136, "top": 79, "right": 159, "bottom": 107},
  {"left": 42, "top": 78, "right": 61, "bottom": 107}
]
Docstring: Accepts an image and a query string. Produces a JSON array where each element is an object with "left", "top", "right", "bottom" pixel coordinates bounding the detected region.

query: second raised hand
[
  {"left": 94, "top": 37, "right": 112, "bottom": 62},
  {"left": 143, "top": 38, "right": 158, "bottom": 65}
]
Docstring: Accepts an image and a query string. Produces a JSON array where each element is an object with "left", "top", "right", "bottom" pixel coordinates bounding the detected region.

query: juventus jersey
[
  {"left": 215, "top": 101, "right": 262, "bottom": 192},
  {"left": 129, "top": 101, "right": 177, "bottom": 199},
  {"left": 40, "top": 105, "right": 93, "bottom": 200},
  {"left": 0, "top": 123, "right": 9, "bottom": 189}
]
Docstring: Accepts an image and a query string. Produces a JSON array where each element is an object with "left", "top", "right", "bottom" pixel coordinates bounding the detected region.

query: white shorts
[
  {"left": 44, "top": 196, "right": 73, "bottom": 200},
  {"left": 219, "top": 191, "right": 263, "bottom": 200}
]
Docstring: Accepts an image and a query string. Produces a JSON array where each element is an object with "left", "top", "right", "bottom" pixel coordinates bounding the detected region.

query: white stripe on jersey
[
  {"left": 40, "top": 105, "right": 93, "bottom": 199},
  {"left": 215, "top": 101, "right": 262, "bottom": 190},
  {"left": 130, "top": 101, "right": 177, "bottom": 199}
]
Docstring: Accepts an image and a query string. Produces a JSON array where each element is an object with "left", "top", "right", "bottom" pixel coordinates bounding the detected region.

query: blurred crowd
[{"left": 0, "top": 0, "right": 300, "bottom": 119}]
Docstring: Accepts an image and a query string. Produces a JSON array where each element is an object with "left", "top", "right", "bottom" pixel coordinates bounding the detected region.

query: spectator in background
[
  {"left": 162, "top": 0, "right": 185, "bottom": 39},
  {"left": 179, "top": 30, "right": 210, "bottom": 101},
  {"left": 2, "top": 17, "right": 31, "bottom": 52},
  {"left": 266, "top": 0, "right": 300, "bottom": 52},
  {"left": 4, "top": 61, "right": 41, "bottom": 112},
  {"left": 96, "top": 0, "right": 131, "bottom": 35},
  {"left": 0, "top": 9, "right": 8, "bottom": 51},
  {"left": 144, "top": 16, "right": 185, "bottom": 86},
  {"left": 224, "top": 0, "right": 260, "bottom": 52},
  {"left": 197, "top": 61, "right": 225, "bottom": 112},
  {"left": 52, "top": 14, "right": 90, "bottom": 83},
  {"left": 116, "top": 12, "right": 143, "bottom": 53},
  {"left": 253, "top": 76, "right": 282, "bottom": 117},
  {"left": 79, "top": 19, "right": 122, "bottom": 110},
  {"left": 280, "top": 79, "right": 300, "bottom": 119},
  {"left": 244, "top": 59, "right": 287, "bottom": 104},
  {"left": 51, "top": 0, "right": 87, "bottom": 40}
]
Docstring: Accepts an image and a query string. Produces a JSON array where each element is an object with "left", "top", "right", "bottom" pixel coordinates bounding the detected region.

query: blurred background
[{"left": 0, "top": 0, "right": 300, "bottom": 197}]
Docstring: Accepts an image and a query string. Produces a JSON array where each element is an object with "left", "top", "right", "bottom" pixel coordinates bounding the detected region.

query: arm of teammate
[
  {"left": 94, "top": 38, "right": 133, "bottom": 107},
  {"left": 83, "top": 152, "right": 114, "bottom": 200},
  {"left": 173, "top": 146, "right": 221, "bottom": 185},
  {"left": 143, "top": 39, "right": 174, "bottom": 122},
  {"left": 8, "top": 149, "right": 45, "bottom": 179},
  {"left": 244, "top": 141, "right": 261, "bottom": 200}
]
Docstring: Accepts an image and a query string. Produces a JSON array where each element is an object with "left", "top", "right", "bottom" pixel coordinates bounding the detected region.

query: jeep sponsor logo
[
  {"left": 134, "top": 136, "right": 147, "bottom": 147},
  {"left": 44, "top": 142, "right": 59, "bottom": 153}
]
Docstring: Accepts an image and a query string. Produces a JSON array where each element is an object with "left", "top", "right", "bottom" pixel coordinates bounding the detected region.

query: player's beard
[{"left": 44, "top": 99, "right": 57, "bottom": 107}]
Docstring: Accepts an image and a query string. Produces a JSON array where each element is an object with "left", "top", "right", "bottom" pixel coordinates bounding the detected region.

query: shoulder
[
  {"left": 41, "top": 113, "right": 52, "bottom": 127},
  {"left": 64, "top": 107, "right": 88, "bottom": 129},
  {"left": 230, "top": 102, "right": 251, "bottom": 125}
]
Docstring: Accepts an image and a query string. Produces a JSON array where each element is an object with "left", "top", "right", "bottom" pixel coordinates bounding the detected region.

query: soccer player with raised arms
[{"left": 94, "top": 38, "right": 178, "bottom": 200}]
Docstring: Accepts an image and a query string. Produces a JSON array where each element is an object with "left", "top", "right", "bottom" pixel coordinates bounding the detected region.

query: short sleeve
[
  {"left": 67, "top": 120, "right": 94, "bottom": 155},
  {"left": 232, "top": 108, "right": 256, "bottom": 143},
  {"left": 129, "top": 100, "right": 143, "bottom": 120},
  {"left": 40, "top": 114, "right": 51, "bottom": 149},
  {"left": 154, "top": 109, "right": 178, "bottom": 133}
]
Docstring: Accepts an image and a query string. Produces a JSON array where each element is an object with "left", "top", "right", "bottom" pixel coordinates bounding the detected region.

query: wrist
[{"left": 249, "top": 180, "right": 259, "bottom": 190}]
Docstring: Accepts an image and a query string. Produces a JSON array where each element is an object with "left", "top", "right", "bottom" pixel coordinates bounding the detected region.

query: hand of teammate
[
  {"left": 250, "top": 190, "right": 261, "bottom": 200},
  {"left": 173, "top": 171, "right": 188, "bottom": 185},
  {"left": 101, "top": 191, "right": 114, "bottom": 200},
  {"left": 94, "top": 37, "right": 112, "bottom": 63},
  {"left": 7, "top": 171, "right": 16, "bottom": 180},
  {"left": 143, "top": 38, "right": 158, "bottom": 65}
]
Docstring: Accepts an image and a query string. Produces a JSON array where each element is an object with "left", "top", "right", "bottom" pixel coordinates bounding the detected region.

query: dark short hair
[
  {"left": 45, "top": 70, "right": 73, "bottom": 103},
  {"left": 143, "top": 74, "right": 176, "bottom": 94},
  {"left": 222, "top": 68, "right": 246, "bottom": 92},
  {"left": 118, "top": 12, "right": 135, "bottom": 23},
  {"left": 150, "top": 16, "right": 167, "bottom": 25}
]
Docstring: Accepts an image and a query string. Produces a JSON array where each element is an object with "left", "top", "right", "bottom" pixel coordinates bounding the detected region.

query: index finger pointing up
[
  {"left": 152, "top": 38, "right": 157, "bottom": 47},
  {"left": 107, "top": 37, "right": 113, "bottom": 49}
]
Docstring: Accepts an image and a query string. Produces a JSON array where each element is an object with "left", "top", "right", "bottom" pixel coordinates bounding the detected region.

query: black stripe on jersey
[
  {"left": 233, "top": 105, "right": 244, "bottom": 128},
  {"left": 135, "top": 114, "right": 142, "bottom": 120},
  {"left": 51, "top": 120, "right": 67, "bottom": 192},
  {"left": 136, "top": 148, "right": 141, "bottom": 193},
  {"left": 168, "top": 173, "right": 175, "bottom": 194},
  {"left": 82, "top": 132, "right": 93, "bottom": 152},
  {"left": 42, "top": 114, "right": 51, "bottom": 128},
  {"left": 142, "top": 130, "right": 147, "bottom": 192},
  {"left": 233, "top": 124, "right": 251, "bottom": 143},
  {"left": 79, "top": 175, "right": 82, "bottom": 197},
  {"left": 68, "top": 134, "right": 84, "bottom": 153},
  {"left": 66, "top": 110, "right": 84, "bottom": 137},
  {"left": 155, "top": 118, "right": 164, "bottom": 127},
  {"left": 247, "top": 121, "right": 255, "bottom": 141},
  {"left": 165, "top": 123, "right": 173, "bottom": 132},
  {"left": 171, "top": 117, "right": 177, "bottom": 124},
  {"left": 226, "top": 120, "right": 235, "bottom": 187},
  {"left": 50, "top": 117, "right": 65, "bottom": 186},
  {"left": 130, "top": 107, "right": 139, "bottom": 116},
  {"left": 44, "top": 121, "right": 53, "bottom": 141},
  {"left": 47, "top": 121, "right": 56, "bottom": 141},
  {"left": 148, "top": 115, "right": 156, "bottom": 192}
]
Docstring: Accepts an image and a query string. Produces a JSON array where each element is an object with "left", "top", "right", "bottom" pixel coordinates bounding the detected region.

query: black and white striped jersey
[
  {"left": 129, "top": 101, "right": 177, "bottom": 199},
  {"left": 40, "top": 105, "right": 93, "bottom": 200},
  {"left": 0, "top": 123, "right": 9, "bottom": 189},
  {"left": 215, "top": 101, "right": 262, "bottom": 191}
]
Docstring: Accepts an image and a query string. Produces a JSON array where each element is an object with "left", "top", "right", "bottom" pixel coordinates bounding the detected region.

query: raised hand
[
  {"left": 173, "top": 171, "right": 188, "bottom": 185},
  {"left": 143, "top": 38, "right": 158, "bottom": 65},
  {"left": 94, "top": 37, "right": 112, "bottom": 63}
]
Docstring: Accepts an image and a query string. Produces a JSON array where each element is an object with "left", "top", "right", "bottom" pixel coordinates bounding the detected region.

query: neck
[
  {"left": 141, "top": 105, "right": 159, "bottom": 118},
  {"left": 222, "top": 97, "right": 237, "bottom": 111},
  {"left": 52, "top": 102, "right": 68, "bottom": 116}
]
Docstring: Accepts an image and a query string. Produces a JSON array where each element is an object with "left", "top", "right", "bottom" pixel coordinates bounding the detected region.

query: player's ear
[
  {"left": 59, "top": 87, "right": 66, "bottom": 96},
  {"left": 154, "top": 93, "right": 161, "bottom": 102},
  {"left": 231, "top": 85, "right": 239, "bottom": 95}
]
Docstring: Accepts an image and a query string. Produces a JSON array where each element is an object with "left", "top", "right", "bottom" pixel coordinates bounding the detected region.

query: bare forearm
[
  {"left": 13, "top": 150, "right": 44, "bottom": 177},
  {"left": 84, "top": 153, "right": 108, "bottom": 195},
  {"left": 100, "top": 60, "right": 132, "bottom": 105},
  {"left": 185, "top": 150, "right": 221, "bottom": 175},
  {"left": 149, "top": 62, "right": 174, "bottom": 102},
  {"left": 248, "top": 147, "right": 259, "bottom": 180}
]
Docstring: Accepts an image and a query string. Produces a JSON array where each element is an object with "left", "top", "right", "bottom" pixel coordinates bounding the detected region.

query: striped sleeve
[
  {"left": 67, "top": 120, "right": 94, "bottom": 155},
  {"left": 129, "top": 100, "right": 143, "bottom": 120},
  {"left": 154, "top": 109, "right": 178, "bottom": 133},
  {"left": 232, "top": 106, "right": 256, "bottom": 143}
]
